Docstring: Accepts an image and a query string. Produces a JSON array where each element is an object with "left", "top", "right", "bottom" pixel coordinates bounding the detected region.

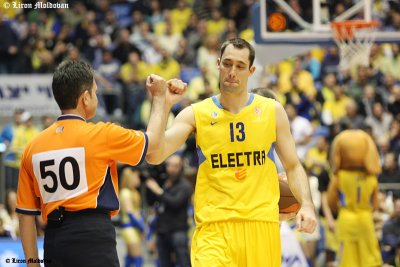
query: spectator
[
  {"left": 347, "top": 65, "right": 374, "bottom": 103},
  {"left": 170, "top": 0, "right": 192, "bottom": 34},
  {"left": 389, "top": 118, "right": 400, "bottom": 155},
  {"left": 305, "top": 135, "right": 329, "bottom": 177},
  {"left": 152, "top": 48, "right": 180, "bottom": 81},
  {"left": 285, "top": 73, "right": 316, "bottom": 121},
  {"left": 197, "top": 34, "right": 220, "bottom": 81},
  {"left": 381, "top": 198, "right": 400, "bottom": 266},
  {"left": 206, "top": 8, "right": 227, "bottom": 37},
  {"left": 99, "top": 9, "right": 119, "bottom": 42},
  {"left": 320, "top": 46, "right": 340, "bottom": 77},
  {"left": 0, "top": 108, "right": 24, "bottom": 147},
  {"left": 0, "top": 10, "right": 19, "bottom": 73},
  {"left": 388, "top": 84, "right": 400, "bottom": 118},
  {"left": 173, "top": 38, "right": 197, "bottom": 68},
  {"left": 0, "top": 190, "right": 19, "bottom": 239},
  {"left": 96, "top": 49, "right": 123, "bottom": 116},
  {"left": 339, "top": 98, "right": 366, "bottom": 130},
  {"left": 0, "top": 217, "right": 11, "bottom": 238},
  {"left": 359, "top": 84, "right": 385, "bottom": 118},
  {"left": 156, "top": 20, "right": 181, "bottom": 56},
  {"left": 365, "top": 101, "right": 393, "bottom": 140},
  {"left": 113, "top": 28, "right": 141, "bottom": 65},
  {"left": 5, "top": 111, "right": 39, "bottom": 191},
  {"left": 145, "top": 154, "right": 193, "bottom": 267},
  {"left": 130, "top": 21, "right": 155, "bottom": 54},
  {"left": 285, "top": 103, "right": 314, "bottom": 159},
  {"left": 41, "top": 114, "right": 56, "bottom": 130},
  {"left": 321, "top": 84, "right": 352, "bottom": 126},
  {"left": 379, "top": 152, "right": 400, "bottom": 197}
]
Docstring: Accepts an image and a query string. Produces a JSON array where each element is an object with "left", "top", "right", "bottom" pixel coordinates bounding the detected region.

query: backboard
[{"left": 253, "top": 0, "right": 400, "bottom": 45}]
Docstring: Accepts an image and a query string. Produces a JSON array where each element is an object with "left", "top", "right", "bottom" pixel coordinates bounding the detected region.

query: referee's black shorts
[{"left": 44, "top": 209, "right": 119, "bottom": 267}]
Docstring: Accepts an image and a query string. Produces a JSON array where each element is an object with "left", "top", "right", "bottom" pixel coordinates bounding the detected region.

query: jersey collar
[
  {"left": 211, "top": 93, "right": 255, "bottom": 109},
  {"left": 57, "top": 114, "right": 86, "bottom": 122}
]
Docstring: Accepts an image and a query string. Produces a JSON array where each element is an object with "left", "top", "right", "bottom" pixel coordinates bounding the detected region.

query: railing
[{"left": 0, "top": 151, "right": 4, "bottom": 203}]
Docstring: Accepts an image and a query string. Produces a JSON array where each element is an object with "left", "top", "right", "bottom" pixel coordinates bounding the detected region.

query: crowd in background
[{"left": 0, "top": 0, "right": 400, "bottom": 266}]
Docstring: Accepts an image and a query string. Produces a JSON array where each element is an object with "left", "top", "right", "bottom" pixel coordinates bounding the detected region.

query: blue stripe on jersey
[
  {"left": 15, "top": 208, "right": 41, "bottom": 216},
  {"left": 212, "top": 96, "right": 223, "bottom": 109},
  {"left": 196, "top": 146, "right": 206, "bottom": 165},
  {"left": 267, "top": 142, "right": 275, "bottom": 162},
  {"left": 246, "top": 93, "right": 254, "bottom": 106},
  {"left": 137, "top": 132, "right": 149, "bottom": 165},
  {"left": 212, "top": 94, "right": 255, "bottom": 109},
  {"left": 339, "top": 191, "right": 346, "bottom": 207},
  {"left": 97, "top": 167, "right": 119, "bottom": 211}
]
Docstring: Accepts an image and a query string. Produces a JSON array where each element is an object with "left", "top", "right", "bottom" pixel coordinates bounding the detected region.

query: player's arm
[
  {"left": 274, "top": 101, "right": 317, "bottom": 233},
  {"left": 146, "top": 106, "right": 195, "bottom": 165},
  {"left": 145, "top": 76, "right": 188, "bottom": 156},
  {"left": 19, "top": 214, "right": 40, "bottom": 267}
]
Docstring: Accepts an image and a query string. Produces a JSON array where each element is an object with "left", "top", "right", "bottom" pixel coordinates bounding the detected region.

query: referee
[{"left": 16, "top": 60, "right": 186, "bottom": 266}]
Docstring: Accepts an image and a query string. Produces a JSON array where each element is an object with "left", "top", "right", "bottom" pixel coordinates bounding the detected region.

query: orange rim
[{"left": 331, "top": 20, "right": 378, "bottom": 40}]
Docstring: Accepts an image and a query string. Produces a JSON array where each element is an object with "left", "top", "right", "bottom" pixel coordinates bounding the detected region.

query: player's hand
[
  {"left": 166, "top": 78, "right": 187, "bottom": 107},
  {"left": 146, "top": 74, "right": 167, "bottom": 97},
  {"left": 296, "top": 203, "right": 317, "bottom": 233},
  {"left": 279, "top": 212, "right": 297, "bottom": 221}
]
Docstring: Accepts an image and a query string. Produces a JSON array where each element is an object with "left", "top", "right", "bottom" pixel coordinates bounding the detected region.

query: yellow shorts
[
  {"left": 119, "top": 227, "right": 141, "bottom": 245},
  {"left": 337, "top": 238, "right": 382, "bottom": 267},
  {"left": 337, "top": 210, "right": 382, "bottom": 267},
  {"left": 191, "top": 221, "right": 281, "bottom": 267}
]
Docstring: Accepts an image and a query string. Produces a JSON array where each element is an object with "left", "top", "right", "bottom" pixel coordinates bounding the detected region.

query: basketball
[{"left": 279, "top": 179, "right": 300, "bottom": 214}]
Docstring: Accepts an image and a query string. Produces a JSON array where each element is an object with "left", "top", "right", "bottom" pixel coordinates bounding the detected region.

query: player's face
[
  {"left": 217, "top": 45, "right": 255, "bottom": 93},
  {"left": 86, "top": 80, "right": 98, "bottom": 119}
]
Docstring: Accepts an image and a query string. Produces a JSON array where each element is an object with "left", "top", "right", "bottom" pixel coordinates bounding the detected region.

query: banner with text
[{"left": 0, "top": 75, "right": 59, "bottom": 117}]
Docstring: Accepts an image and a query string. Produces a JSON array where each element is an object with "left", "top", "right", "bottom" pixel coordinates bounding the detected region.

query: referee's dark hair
[
  {"left": 52, "top": 60, "right": 95, "bottom": 110},
  {"left": 251, "top": 87, "right": 278, "bottom": 100}
]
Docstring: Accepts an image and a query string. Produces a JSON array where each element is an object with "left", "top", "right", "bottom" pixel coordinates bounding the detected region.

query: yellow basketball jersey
[
  {"left": 192, "top": 94, "right": 279, "bottom": 226},
  {"left": 337, "top": 170, "right": 377, "bottom": 211}
]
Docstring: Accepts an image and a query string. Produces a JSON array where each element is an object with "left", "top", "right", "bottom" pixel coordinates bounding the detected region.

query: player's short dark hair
[
  {"left": 52, "top": 60, "right": 94, "bottom": 110},
  {"left": 220, "top": 38, "right": 255, "bottom": 67}
]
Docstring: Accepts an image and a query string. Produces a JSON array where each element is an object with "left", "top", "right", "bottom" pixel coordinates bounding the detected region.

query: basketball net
[{"left": 331, "top": 20, "right": 378, "bottom": 70}]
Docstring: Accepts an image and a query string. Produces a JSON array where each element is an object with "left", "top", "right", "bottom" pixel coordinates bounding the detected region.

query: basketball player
[
  {"left": 327, "top": 129, "right": 383, "bottom": 267},
  {"left": 146, "top": 38, "right": 317, "bottom": 266},
  {"left": 16, "top": 60, "right": 186, "bottom": 266}
]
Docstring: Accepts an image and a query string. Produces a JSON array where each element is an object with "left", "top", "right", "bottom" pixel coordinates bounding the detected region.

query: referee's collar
[{"left": 57, "top": 114, "right": 86, "bottom": 122}]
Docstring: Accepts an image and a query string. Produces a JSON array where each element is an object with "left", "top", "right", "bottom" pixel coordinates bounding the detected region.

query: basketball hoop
[{"left": 331, "top": 20, "right": 378, "bottom": 70}]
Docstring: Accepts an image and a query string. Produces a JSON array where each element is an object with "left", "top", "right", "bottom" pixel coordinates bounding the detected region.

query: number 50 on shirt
[{"left": 32, "top": 147, "right": 88, "bottom": 204}]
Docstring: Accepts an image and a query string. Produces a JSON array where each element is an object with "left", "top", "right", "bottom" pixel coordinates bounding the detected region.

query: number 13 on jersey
[
  {"left": 230, "top": 122, "right": 246, "bottom": 142},
  {"left": 32, "top": 147, "right": 89, "bottom": 204}
]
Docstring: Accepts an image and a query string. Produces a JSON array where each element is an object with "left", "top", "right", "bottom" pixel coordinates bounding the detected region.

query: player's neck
[{"left": 218, "top": 91, "right": 250, "bottom": 114}]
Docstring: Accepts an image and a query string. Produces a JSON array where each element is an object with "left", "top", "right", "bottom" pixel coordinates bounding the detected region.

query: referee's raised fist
[{"left": 146, "top": 74, "right": 167, "bottom": 96}]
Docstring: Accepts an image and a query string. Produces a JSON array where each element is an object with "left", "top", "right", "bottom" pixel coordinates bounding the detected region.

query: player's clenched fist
[
  {"left": 167, "top": 78, "right": 187, "bottom": 95},
  {"left": 146, "top": 74, "right": 167, "bottom": 97},
  {"left": 166, "top": 78, "right": 187, "bottom": 107}
]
